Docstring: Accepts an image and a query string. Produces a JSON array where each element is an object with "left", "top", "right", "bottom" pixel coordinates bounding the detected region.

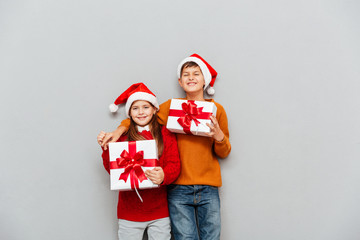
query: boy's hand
[
  {"left": 101, "top": 126, "right": 126, "bottom": 150},
  {"left": 206, "top": 115, "right": 225, "bottom": 142},
  {"left": 145, "top": 167, "right": 164, "bottom": 185},
  {"left": 97, "top": 131, "right": 106, "bottom": 146}
]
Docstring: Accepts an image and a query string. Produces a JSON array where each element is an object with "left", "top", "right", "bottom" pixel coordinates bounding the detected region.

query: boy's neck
[{"left": 185, "top": 92, "right": 205, "bottom": 101}]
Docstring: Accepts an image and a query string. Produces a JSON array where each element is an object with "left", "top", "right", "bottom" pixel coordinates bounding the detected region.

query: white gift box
[
  {"left": 109, "top": 140, "right": 159, "bottom": 191},
  {"left": 166, "top": 99, "right": 217, "bottom": 137}
]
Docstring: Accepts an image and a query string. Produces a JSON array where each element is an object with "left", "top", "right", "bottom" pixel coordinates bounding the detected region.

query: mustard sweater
[{"left": 120, "top": 98, "right": 231, "bottom": 187}]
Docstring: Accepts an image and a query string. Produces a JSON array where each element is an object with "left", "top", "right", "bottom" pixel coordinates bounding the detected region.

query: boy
[{"left": 99, "top": 54, "right": 231, "bottom": 240}]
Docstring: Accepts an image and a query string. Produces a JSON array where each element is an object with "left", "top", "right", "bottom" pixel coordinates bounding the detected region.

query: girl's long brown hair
[{"left": 127, "top": 109, "right": 164, "bottom": 157}]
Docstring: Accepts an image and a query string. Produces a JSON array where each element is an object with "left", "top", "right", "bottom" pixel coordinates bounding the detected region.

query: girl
[{"left": 97, "top": 82, "right": 180, "bottom": 240}]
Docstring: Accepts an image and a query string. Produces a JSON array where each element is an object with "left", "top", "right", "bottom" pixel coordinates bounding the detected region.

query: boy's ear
[{"left": 178, "top": 78, "right": 183, "bottom": 87}]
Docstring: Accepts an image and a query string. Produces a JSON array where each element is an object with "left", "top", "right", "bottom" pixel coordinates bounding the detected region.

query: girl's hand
[
  {"left": 145, "top": 167, "right": 164, "bottom": 185},
  {"left": 97, "top": 131, "right": 106, "bottom": 146},
  {"left": 206, "top": 115, "right": 225, "bottom": 142}
]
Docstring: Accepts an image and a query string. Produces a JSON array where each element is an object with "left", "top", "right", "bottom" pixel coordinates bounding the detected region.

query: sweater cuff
[
  {"left": 161, "top": 175, "right": 167, "bottom": 186},
  {"left": 215, "top": 136, "right": 225, "bottom": 143},
  {"left": 214, "top": 135, "right": 231, "bottom": 158}
]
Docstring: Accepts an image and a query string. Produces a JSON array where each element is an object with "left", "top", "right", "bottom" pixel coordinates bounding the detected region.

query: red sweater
[{"left": 102, "top": 126, "right": 180, "bottom": 221}]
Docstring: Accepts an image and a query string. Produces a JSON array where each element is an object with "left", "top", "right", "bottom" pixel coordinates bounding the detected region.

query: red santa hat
[
  {"left": 177, "top": 53, "right": 218, "bottom": 95},
  {"left": 109, "top": 82, "right": 159, "bottom": 117}
]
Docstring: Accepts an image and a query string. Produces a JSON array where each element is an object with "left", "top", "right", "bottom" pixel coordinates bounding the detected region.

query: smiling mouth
[{"left": 137, "top": 116, "right": 148, "bottom": 120}]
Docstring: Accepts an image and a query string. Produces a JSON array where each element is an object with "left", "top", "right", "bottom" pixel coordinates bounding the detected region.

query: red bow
[
  {"left": 169, "top": 101, "right": 212, "bottom": 134},
  {"left": 117, "top": 149, "right": 147, "bottom": 190}
]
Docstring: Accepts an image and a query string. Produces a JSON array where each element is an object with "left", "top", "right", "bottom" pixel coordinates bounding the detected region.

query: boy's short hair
[{"left": 180, "top": 61, "right": 200, "bottom": 76}]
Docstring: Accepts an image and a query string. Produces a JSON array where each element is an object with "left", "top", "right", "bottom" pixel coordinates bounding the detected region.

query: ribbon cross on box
[{"left": 167, "top": 99, "right": 217, "bottom": 137}]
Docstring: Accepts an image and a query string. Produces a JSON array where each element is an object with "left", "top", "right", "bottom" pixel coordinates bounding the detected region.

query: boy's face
[
  {"left": 129, "top": 100, "right": 156, "bottom": 127},
  {"left": 178, "top": 66, "right": 205, "bottom": 94}
]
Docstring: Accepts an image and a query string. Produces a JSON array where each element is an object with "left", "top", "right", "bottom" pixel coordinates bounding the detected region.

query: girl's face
[{"left": 129, "top": 100, "right": 157, "bottom": 127}]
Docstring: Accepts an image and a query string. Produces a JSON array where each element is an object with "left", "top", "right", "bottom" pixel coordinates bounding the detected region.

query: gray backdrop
[{"left": 1, "top": 0, "right": 360, "bottom": 239}]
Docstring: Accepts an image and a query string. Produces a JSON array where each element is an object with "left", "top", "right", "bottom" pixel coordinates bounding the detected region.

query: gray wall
[{"left": 1, "top": 0, "right": 360, "bottom": 239}]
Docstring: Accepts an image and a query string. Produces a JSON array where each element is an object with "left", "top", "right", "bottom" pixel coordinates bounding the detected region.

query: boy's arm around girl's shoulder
[
  {"left": 213, "top": 102, "right": 231, "bottom": 159},
  {"left": 156, "top": 99, "right": 172, "bottom": 125},
  {"left": 160, "top": 126, "right": 180, "bottom": 185}
]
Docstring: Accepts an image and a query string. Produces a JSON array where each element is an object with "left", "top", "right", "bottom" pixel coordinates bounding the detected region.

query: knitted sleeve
[
  {"left": 213, "top": 103, "right": 231, "bottom": 158},
  {"left": 155, "top": 99, "right": 171, "bottom": 126},
  {"left": 101, "top": 148, "right": 110, "bottom": 174},
  {"left": 160, "top": 126, "right": 180, "bottom": 185}
]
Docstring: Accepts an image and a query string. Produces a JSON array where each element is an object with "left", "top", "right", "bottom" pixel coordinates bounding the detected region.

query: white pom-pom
[
  {"left": 109, "top": 104, "right": 119, "bottom": 113},
  {"left": 207, "top": 86, "right": 215, "bottom": 95}
]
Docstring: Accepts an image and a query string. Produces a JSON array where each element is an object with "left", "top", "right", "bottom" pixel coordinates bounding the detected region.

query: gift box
[
  {"left": 166, "top": 99, "right": 217, "bottom": 137},
  {"left": 109, "top": 140, "right": 159, "bottom": 191}
]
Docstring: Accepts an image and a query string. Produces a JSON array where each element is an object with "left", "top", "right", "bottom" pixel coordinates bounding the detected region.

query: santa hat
[
  {"left": 177, "top": 53, "right": 218, "bottom": 95},
  {"left": 109, "top": 82, "right": 159, "bottom": 117}
]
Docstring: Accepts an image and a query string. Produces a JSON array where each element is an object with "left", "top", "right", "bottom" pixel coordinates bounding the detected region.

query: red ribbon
[
  {"left": 169, "top": 101, "right": 212, "bottom": 134},
  {"left": 110, "top": 141, "right": 158, "bottom": 190}
]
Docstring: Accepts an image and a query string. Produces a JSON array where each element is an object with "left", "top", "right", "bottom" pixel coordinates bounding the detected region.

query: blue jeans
[{"left": 167, "top": 185, "right": 221, "bottom": 240}]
